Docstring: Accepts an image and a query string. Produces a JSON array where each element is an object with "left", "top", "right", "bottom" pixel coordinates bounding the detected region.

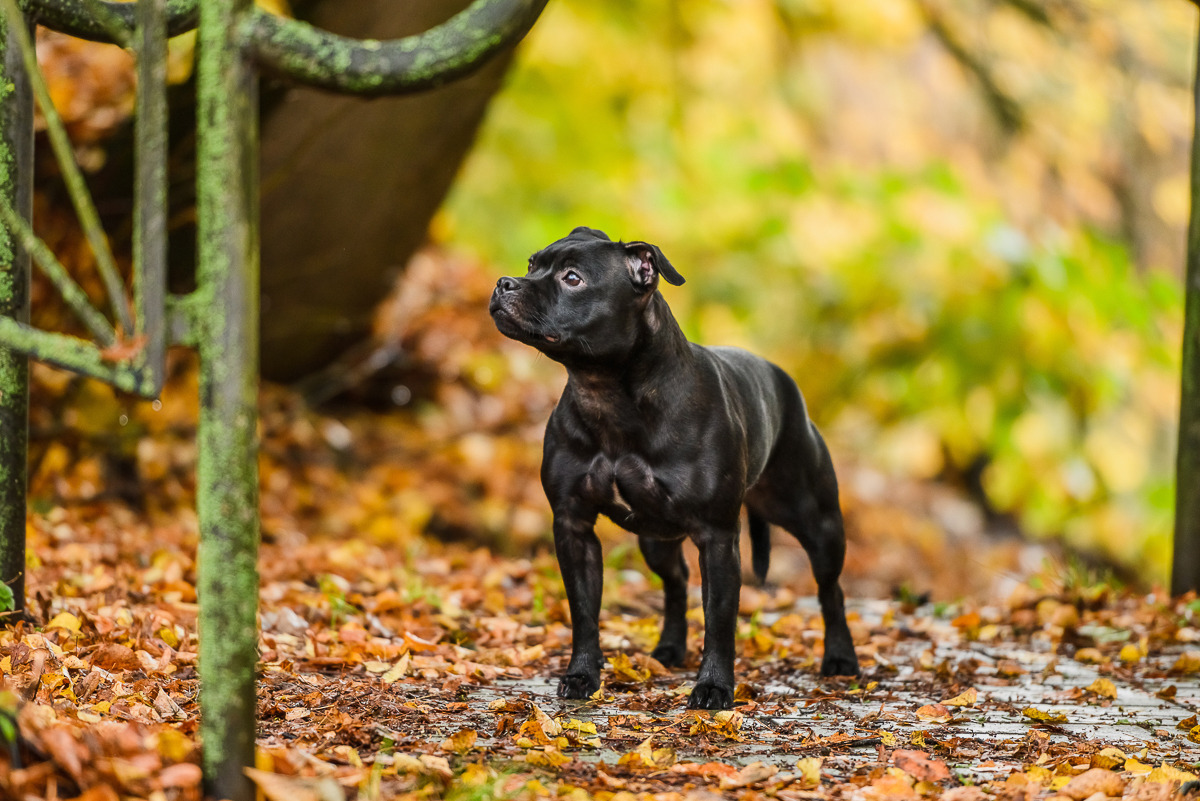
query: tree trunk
[{"left": 257, "top": 0, "right": 515, "bottom": 381}]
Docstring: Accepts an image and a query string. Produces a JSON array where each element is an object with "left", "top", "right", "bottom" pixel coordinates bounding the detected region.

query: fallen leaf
[
  {"left": 244, "top": 768, "right": 345, "bottom": 801},
  {"left": 1124, "top": 757, "right": 1154, "bottom": 774},
  {"left": 524, "top": 747, "right": 571, "bottom": 769},
  {"left": 1084, "top": 677, "right": 1117, "bottom": 699},
  {"left": 618, "top": 736, "right": 676, "bottom": 769},
  {"left": 45, "top": 611, "right": 82, "bottom": 634},
  {"left": 1060, "top": 767, "right": 1124, "bottom": 799},
  {"left": 439, "top": 728, "right": 478, "bottom": 755},
  {"left": 99, "top": 334, "right": 147, "bottom": 363},
  {"left": 158, "top": 762, "right": 202, "bottom": 789},
  {"left": 719, "top": 761, "right": 778, "bottom": 789},
  {"left": 1021, "top": 707, "right": 1067, "bottom": 723},
  {"left": 915, "top": 703, "right": 952, "bottom": 723},
  {"left": 609, "top": 652, "right": 651, "bottom": 683},
  {"left": 688, "top": 709, "right": 743, "bottom": 739},
  {"left": 1090, "top": 747, "right": 1125, "bottom": 769},
  {"left": 1172, "top": 651, "right": 1200, "bottom": 674},
  {"left": 893, "top": 749, "right": 951, "bottom": 782},
  {"left": 794, "top": 756, "right": 822, "bottom": 788},
  {"left": 1145, "top": 764, "right": 1199, "bottom": 785},
  {"left": 941, "top": 687, "right": 978, "bottom": 707},
  {"left": 92, "top": 642, "right": 140, "bottom": 671}
]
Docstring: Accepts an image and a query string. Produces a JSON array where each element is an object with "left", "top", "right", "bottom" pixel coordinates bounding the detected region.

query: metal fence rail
[{"left": 0, "top": 1, "right": 546, "bottom": 798}]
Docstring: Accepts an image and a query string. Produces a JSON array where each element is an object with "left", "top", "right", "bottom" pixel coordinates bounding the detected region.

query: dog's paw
[
  {"left": 687, "top": 681, "right": 734, "bottom": 710},
  {"left": 557, "top": 673, "right": 601, "bottom": 700},
  {"left": 650, "top": 642, "right": 686, "bottom": 668},
  {"left": 820, "top": 650, "right": 860, "bottom": 678}
]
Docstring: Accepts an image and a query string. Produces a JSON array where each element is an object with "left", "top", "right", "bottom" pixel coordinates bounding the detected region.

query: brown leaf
[
  {"left": 157, "top": 762, "right": 202, "bottom": 789},
  {"left": 1060, "top": 767, "right": 1124, "bottom": 800},
  {"left": 719, "top": 761, "right": 778, "bottom": 789},
  {"left": 245, "top": 768, "right": 345, "bottom": 801},
  {"left": 92, "top": 642, "right": 141, "bottom": 671},
  {"left": 40, "top": 726, "right": 85, "bottom": 784},
  {"left": 915, "top": 703, "right": 952, "bottom": 723},
  {"left": 893, "top": 749, "right": 951, "bottom": 782}
]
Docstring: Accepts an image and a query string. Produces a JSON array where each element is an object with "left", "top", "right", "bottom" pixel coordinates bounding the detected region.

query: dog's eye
[{"left": 562, "top": 271, "right": 583, "bottom": 287}]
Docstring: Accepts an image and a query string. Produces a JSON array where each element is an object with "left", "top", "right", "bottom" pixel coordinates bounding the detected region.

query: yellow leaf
[
  {"left": 1022, "top": 707, "right": 1067, "bottom": 724},
  {"left": 381, "top": 653, "right": 409, "bottom": 684},
  {"left": 878, "top": 730, "right": 897, "bottom": 747},
  {"left": 688, "top": 710, "right": 744, "bottom": 739},
  {"left": 525, "top": 748, "right": 571, "bottom": 769},
  {"left": 610, "top": 653, "right": 651, "bottom": 683},
  {"left": 1146, "top": 764, "right": 1198, "bottom": 784},
  {"left": 618, "top": 736, "right": 676, "bottom": 769},
  {"left": 45, "top": 612, "right": 81, "bottom": 634},
  {"left": 1090, "top": 747, "right": 1125, "bottom": 770},
  {"left": 1084, "top": 678, "right": 1117, "bottom": 699},
  {"left": 1173, "top": 651, "right": 1200, "bottom": 674},
  {"left": 460, "top": 763, "right": 494, "bottom": 787},
  {"left": 1118, "top": 643, "right": 1141, "bottom": 664},
  {"left": 1074, "top": 647, "right": 1106, "bottom": 665},
  {"left": 151, "top": 728, "right": 195, "bottom": 762},
  {"left": 794, "top": 757, "right": 823, "bottom": 788},
  {"left": 1124, "top": 757, "right": 1153, "bottom": 775},
  {"left": 1024, "top": 765, "right": 1052, "bottom": 785},
  {"left": 941, "top": 688, "right": 978, "bottom": 707},
  {"left": 440, "top": 728, "right": 478, "bottom": 755},
  {"left": 562, "top": 718, "right": 597, "bottom": 736}
]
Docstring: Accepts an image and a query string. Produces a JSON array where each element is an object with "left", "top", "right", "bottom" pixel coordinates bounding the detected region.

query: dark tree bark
[{"left": 257, "top": 0, "right": 517, "bottom": 381}]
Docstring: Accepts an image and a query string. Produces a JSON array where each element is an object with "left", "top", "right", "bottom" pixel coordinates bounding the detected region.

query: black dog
[{"left": 489, "top": 227, "right": 858, "bottom": 709}]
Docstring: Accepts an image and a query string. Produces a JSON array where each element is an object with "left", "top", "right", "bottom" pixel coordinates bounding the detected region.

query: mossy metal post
[
  {"left": 195, "top": 0, "right": 260, "bottom": 796},
  {"left": 0, "top": 0, "right": 549, "bottom": 797},
  {"left": 0, "top": 13, "right": 31, "bottom": 617},
  {"left": 1175, "top": 9, "right": 1200, "bottom": 596}
]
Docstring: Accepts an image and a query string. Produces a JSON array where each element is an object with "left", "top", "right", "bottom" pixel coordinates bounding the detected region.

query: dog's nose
[{"left": 495, "top": 276, "right": 519, "bottom": 294}]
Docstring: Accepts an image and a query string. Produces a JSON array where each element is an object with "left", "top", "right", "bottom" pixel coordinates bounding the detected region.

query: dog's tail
[{"left": 748, "top": 512, "right": 771, "bottom": 585}]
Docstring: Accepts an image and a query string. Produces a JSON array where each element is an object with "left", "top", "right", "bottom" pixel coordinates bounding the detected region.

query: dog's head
[{"left": 489, "top": 227, "right": 685, "bottom": 365}]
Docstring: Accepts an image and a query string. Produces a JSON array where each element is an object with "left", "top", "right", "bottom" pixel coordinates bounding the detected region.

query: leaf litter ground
[{"left": 5, "top": 250, "right": 1200, "bottom": 801}]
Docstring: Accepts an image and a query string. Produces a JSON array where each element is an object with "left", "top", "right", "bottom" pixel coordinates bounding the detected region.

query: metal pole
[
  {"left": 0, "top": 9, "right": 32, "bottom": 619},
  {"left": 195, "top": 0, "right": 259, "bottom": 797},
  {"left": 1176, "top": 12, "right": 1200, "bottom": 596}
]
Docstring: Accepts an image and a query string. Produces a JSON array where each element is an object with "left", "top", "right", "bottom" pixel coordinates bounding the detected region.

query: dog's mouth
[{"left": 490, "top": 304, "right": 562, "bottom": 346}]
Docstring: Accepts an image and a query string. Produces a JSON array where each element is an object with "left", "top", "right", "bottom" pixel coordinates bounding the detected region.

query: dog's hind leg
[
  {"left": 748, "top": 512, "right": 771, "bottom": 585},
  {"left": 753, "top": 428, "right": 858, "bottom": 677},
  {"left": 639, "top": 536, "right": 689, "bottom": 667}
]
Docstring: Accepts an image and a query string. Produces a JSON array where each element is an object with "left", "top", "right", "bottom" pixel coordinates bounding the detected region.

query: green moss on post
[
  {"left": 1174, "top": 13, "right": 1200, "bottom": 596},
  {"left": 195, "top": 0, "right": 259, "bottom": 797},
  {"left": 0, "top": 10, "right": 32, "bottom": 619},
  {"left": 22, "top": 0, "right": 197, "bottom": 43},
  {"left": 243, "top": 0, "right": 548, "bottom": 97}
]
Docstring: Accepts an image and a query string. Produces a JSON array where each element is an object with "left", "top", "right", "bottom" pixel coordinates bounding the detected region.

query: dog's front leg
[
  {"left": 689, "top": 529, "right": 741, "bottom": 710},
  {"left": 554, "top": 514, "right": 605, "bottom": 699}
]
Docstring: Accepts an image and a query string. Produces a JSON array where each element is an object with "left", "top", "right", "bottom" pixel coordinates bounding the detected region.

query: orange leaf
[{"left": 100, "top": 334, "right": 147, "bottom": 363}]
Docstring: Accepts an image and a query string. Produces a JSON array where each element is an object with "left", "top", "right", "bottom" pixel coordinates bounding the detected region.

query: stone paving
[{"left": 435, "top": 598, "right": 1200, "bottom": 781}]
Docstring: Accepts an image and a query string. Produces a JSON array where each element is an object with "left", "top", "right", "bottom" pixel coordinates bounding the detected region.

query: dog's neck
[{"left": 564, "top": 292, "right": 694, "bottom": 407}]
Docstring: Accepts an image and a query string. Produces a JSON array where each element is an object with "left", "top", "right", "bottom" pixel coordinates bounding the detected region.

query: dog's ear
[
  {"left": 624, "top": 241, "right": 685, "bottom": 289},
  {"left": 569, "top": 226, "right": 611, "bottom": 241}
]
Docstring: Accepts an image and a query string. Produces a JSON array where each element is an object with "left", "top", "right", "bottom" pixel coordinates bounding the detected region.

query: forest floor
[{"left": 4, "top": 250, "right": 1199, "bottom": 801}]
